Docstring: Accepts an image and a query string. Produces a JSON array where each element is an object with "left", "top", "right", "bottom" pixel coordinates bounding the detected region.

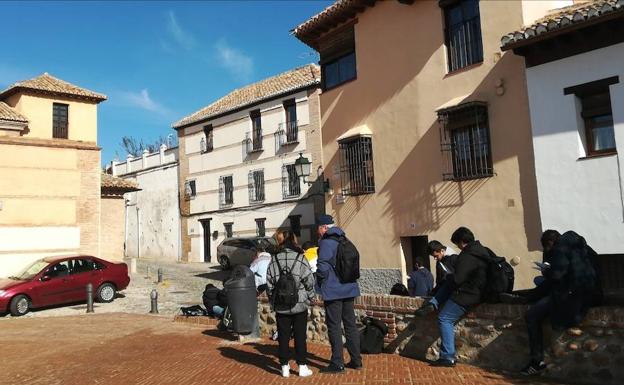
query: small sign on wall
[{"left": 335, "top": 193, "right": 345, "bottom": 205}]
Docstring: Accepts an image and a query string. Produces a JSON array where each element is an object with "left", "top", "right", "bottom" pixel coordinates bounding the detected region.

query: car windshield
[{"left": 14, "top": 260, "right": 50, "bottom": 280}]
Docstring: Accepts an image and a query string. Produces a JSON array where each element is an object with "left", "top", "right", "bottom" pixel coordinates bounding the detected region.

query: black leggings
[{"left": 276, "top": 311, "right": 308, "bottom": 365}]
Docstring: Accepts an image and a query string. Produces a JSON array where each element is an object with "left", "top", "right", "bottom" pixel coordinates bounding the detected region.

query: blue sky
[{"left": 0, "top": 0, "right": 331, "bottom": 165}]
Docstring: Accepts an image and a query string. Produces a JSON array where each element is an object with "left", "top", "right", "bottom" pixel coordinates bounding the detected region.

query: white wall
[{"left": 526, "top": 42, "right": 624, "bottom": 254}]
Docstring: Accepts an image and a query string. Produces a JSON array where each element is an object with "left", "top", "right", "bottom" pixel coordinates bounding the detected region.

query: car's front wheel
[
  {"left": 96, "top": 283, "right": 117, "bottom": 303},
  {"left": 9, "top": 294, "right": 30, "bottom": 317},
  {"left": 218, "top": 255, "right": 231, "bottom": 270}
]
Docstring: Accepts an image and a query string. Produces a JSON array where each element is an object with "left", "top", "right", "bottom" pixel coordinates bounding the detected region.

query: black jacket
[
  {"left": 435, "top": 254, "right": 459, "bottom": 287},
  {"left": 450, "top": 241, "right": 489, "bottom": 308}
]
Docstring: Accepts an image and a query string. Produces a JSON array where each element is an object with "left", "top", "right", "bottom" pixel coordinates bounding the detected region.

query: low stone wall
[{"left": 257, "top": 294, "right": 624, "bottom": 385}]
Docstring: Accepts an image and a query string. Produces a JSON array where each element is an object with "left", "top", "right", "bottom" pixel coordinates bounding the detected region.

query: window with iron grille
[
  {"left": 53, "top": 103, "right": 69, "bottom": 139},
  {"left": 339, "top": 136, "right": 375, "bottom": 196},
  {"left": 282, "top": 99, "right": 299, "bottom": 144},
  {"left": 219, "top": 175, "right": 234, "bottom": 206},
  {"left": 255, "top": 218, "right": 266, "bottom": 237},
  {"left": 224, "top": 223, "right": 233, "bottom": 238},
  {"left": 282, "top": 164, "right": 301, "bottom": 199},
  {"left": 248, "top": 170, "right": 265, "bottom": 204},
  {"left": 202, "top": 125, "right": 213, "bottom": 153},
  {"left": 439, "top": 102, "right": 493, "bottom": 181},
  {"left": 250, "top": 110, "right": 263, "bottom": 151},
  {"left": 442, "top": 0, "right": 483, "bottom": 73},
  {"left": 184, "top": 180, "right": 196, "bottom": 200},
  {"left": 289, "top": 215, "right": 301, "bottom": 237}
]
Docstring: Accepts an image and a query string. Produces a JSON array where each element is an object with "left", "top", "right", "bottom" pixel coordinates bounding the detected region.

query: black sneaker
[
  {"left": 414, "top": 302, "right": 436, "bottom": 317},
  {"left": 345, "top": 361, "right": 363, "bottom": 370},
  {"left": 430, "top": 358, "right": 456, "bottom": 367},
  {"left": 520, "top": 361, "right": 547, "bottom": 376},
  {"left": 320, "top": 363, "right": 345, "bottom": 374}
]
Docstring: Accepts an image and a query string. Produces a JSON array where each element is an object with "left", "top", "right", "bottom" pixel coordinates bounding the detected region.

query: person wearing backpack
[
  {"left": 316, "top": 214, "right": 362, "bottom": 374},
  {"left": 266, "top": 230, "right": 315, "bottom": 378},
  {"left": 414, "top": 227, "right": 489, "bottom": 367}
]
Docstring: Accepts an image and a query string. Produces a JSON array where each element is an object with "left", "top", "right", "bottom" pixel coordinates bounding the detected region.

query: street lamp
[{"left": 294, "top": 153, "right": 331, "bottom": 193}]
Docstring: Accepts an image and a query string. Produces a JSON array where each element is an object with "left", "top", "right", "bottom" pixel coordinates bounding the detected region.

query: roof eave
[{"left": 0, "top": 87, "right": 108, "bottom": 104}]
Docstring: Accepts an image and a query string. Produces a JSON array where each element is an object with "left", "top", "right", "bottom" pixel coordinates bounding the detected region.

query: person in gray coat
[{"left": 267, "top": 230, "right": 316, "bottom": 378}]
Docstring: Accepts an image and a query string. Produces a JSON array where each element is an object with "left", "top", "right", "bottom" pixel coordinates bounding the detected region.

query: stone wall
[{"left": 257, "top": 294, "right": 624, "bottom": 384}]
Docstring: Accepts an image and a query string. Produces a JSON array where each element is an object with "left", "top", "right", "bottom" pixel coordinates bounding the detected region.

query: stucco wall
[
  {"left": 100, "top": 196, "right": 125, "bottom": 262},
  {"left": 317, "top": 0, "right": 543, "bottom": 289},
  {"left": 525, "top": 42, "right": 624, "bottom": 254}
]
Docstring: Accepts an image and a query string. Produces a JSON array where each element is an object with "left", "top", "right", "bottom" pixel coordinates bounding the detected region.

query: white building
[
  {"left": 173, "top": 64, "right": 324, "bottom": 264},
  {"left": 110, "top": 144, "right": 181, "bottom": 262},
  {"left": 502, "top": 0, "right": 624, "bottom": 282}
]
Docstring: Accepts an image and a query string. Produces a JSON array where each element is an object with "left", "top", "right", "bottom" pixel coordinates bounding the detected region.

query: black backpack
[
  {"left": 479, "top": 248, "right": 515, "bottom": 303},
  {"left": 202, "top": 284, "right": 220, "bottom": 314},
  {"left": 328, "top": 234, "right": 360, "bottom": 283},
  {"left": 360, "top": 317, "right": 388, "bottom": 354},
  {"left": 273, "top": 254, "right": 301, "bottom": 308},
  {"left": 390, "top": 283, "right": 409, "bottom": 296}
]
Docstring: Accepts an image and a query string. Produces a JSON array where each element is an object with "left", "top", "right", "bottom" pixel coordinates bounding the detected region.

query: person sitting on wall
[
  {"left": 427, "top": 240, "right": 458, "bottom": 294},
  {"left": 407, "top": 258, "right": 434, "bottom": 297},
  {"left": 518, "top": 230, "right": 602, "bottom": 376},
  {"left": 250, "top": 244, "right": 272, "bottom": 295},
  {"left": 413, "top": 227, "right": 490, "bottom": 367}
]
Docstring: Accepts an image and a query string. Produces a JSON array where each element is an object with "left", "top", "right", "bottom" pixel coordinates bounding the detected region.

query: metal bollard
[
  {"left": 157, "top": 268, "right": 163, "bottom": 283},
  {"left": 86, "top": 283, "right": 94, "bottom": 313},
  {"left": 146, "top": 266, "right": 151, "bottom": 278},
  {"left": 150, "top": 289, "right": 159, "bottom": 314}
]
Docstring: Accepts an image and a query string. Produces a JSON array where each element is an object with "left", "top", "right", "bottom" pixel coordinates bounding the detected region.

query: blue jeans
[{"left": 438, "top": 299, "right": 466, "bottom": 361}]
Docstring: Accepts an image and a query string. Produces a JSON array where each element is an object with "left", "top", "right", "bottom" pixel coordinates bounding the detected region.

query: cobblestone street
[
  {"left": 1, "top": 259, "right": 227, "bottom": 318},
  {"left": 0, "top": 313, "right": 575, "bottom": 385}
]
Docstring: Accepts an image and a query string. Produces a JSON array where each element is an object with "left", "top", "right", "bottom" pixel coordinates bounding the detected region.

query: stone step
[{"left": 173, "top": 315, "right": 220, "bottom": 328}]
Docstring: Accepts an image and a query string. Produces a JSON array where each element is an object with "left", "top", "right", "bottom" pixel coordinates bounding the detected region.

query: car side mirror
[{"left": 41, "top": 275, "right": 51, "bottom": 282}]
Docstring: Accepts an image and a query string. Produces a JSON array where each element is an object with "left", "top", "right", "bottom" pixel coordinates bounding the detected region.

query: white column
[
  {"left": 159, "top": 143, "right": 167, "bottom": 165},
  {"left": 142, "top": 149, "right": 149, "bottom": 169}
]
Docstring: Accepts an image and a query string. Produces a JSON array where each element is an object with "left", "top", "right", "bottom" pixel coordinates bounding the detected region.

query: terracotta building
[
  {"left": 0, "top": 73, "right": 106, "bottom": 277},
  {"left": 293, "top": 0, "right": 571, "bottom": 291}
]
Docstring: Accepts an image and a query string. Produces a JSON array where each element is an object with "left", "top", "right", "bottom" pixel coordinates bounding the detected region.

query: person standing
[
  {"left": 407, "top": 258, "right": 434, "bottom": 297},
  {"left": 316, "top": 215, "right": 362, "bottom": 374},
  {"left": 266, "top": 230, "right": 315, "bottom": 378}
]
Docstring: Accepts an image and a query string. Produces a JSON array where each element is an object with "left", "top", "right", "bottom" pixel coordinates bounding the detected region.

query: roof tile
[
  {"left": 0, "top": 102, "right": 28, "bottom": 123},
  {"left": 101, "top": 173, "right": 139, "bottom": 191},
  {"left": 0, "top": 73, "right": 107, "bottom": 103}
]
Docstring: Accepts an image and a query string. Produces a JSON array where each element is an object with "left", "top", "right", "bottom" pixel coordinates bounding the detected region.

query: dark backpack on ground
[
  {"left": 327, "top": 234, "right": 360, "bottom": 283},
  {"left": 390, "top": 283, "right": 409, "bottom": 296},
  {"left": 273, "top": 254, "right": 301, "bottom": 308},
  {"left": 180, "top": 304, "right": 207, "bottom": 317},
  {"left": 202, "top": 284, "right": 220, "bottom": 315},
  {"left": 360, "top": 317, "right": 388, "bottom": 354},
  {"left": 479, "top": 248, "right": 515, "bottom": 303}
]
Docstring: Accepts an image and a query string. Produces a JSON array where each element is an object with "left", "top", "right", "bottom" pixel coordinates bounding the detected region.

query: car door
[
  {"left": 69, "top": 258, "right": 103, "bottom": 301},
  {"left": 33, "top": 260, "right": 74, "bottom": 306}
]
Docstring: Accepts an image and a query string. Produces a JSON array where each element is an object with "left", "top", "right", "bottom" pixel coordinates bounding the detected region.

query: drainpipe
[
  {"left": 124, "top": 197, "right": 129, "bottom": 257},
  {"left": 136, "top": 206, "right": 140, "bottom": 259}
]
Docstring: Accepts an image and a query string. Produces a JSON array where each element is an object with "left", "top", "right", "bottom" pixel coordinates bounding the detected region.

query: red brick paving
[{"left": 0, "top": 313, "right": 570, "bottom": 385}]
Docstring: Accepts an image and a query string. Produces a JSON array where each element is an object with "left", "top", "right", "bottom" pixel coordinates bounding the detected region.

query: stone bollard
[
  {"left": 86, "top": 283, "right": 94, "bottom": 313},
  {"left": 150, "top": 289, "right": 159, "bottom": 314},
  {"left": 129, "top": 258, "right": 137, "bottom": 274},
  {"left": 157, "top": 268, "right": 163, "bottom": 283},
  {"left": 146, "top": 266, "right": 151, "bottom": 279}
]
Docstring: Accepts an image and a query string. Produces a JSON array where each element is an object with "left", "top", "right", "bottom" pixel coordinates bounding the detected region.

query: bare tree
[{"left": 118, "top": 135, "right": 177, "bottom": 157}]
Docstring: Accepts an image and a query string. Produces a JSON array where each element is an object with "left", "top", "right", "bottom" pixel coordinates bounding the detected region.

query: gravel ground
[{"left": 0, "top": 259, "right": 231, "bottom": 319}]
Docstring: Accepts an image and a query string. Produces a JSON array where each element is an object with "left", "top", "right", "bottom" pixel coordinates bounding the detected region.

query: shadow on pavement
[
  {"left": 247, "top": 342, "right": 331, "bottom": 370},
  {"left": 194, "top": 268, "right": 231, "bottom": 283},
  {"left": 218, "top": 346, "right": 281, "bottom": 375}
]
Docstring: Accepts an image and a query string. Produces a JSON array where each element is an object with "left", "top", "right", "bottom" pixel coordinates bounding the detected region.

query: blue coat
[{"left": 316, "top": 227, "right": 360, "bottom": 301}]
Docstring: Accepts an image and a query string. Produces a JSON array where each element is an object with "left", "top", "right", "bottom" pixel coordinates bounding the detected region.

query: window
[
  {"left": 439, "top": 102, "right": 493, "bottom": 181},
  {"left": 564, "top": 76, "right": 618, "bottom": 156},
  {"left": 224, "top": 223, "right": 233, "bottom": 238},
  {"left": 202, "top": 125, "right": 213, "bottom": 153},
  {"left": 282, "top": 164, "right": 301, "bottom": 199},
  {"left": 282, "top": 99, "right": 298, "bottom": 144},
  {"left": 255, "top": 218, "right": 266, "bottom": 237},
  {"left": 338, "top": 136, "right": 375, "bottom": 196},
  {"left": 184, "top": 180, "right": 196, "bottom": 199},
  {"left": 219, "top": 175, "right": 233, "bottom": 206},
  {"left": 70, "top": 259, "right": 96, "bottom": 274},
  {"left": 320, "top": 25, "right": 356, "bottom": 90},
  {"left": 45, "top": 261, "right": 71, "bottom": 278},
  {"left": 53, "top": 103, "right": 69, "bottom": 139},
  {"left": 250, "top": 110, "right": 263, "bottom": 151},
  {"left": 442, "top": 0, "right": 483, "bottom": 72},
  {"left": 248, "top": 170, "right": 265, "bottom": 203},
  {"left": 289, "top": 215, "right": 301, "bottom": 237}
]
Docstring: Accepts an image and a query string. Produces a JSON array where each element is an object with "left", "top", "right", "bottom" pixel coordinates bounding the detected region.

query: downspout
[
  {"left": 136, "top": 206, "right": 140, "bottom": 259},
  {"left": 124, "top": 197, "right": 129, "bottom": 257}
]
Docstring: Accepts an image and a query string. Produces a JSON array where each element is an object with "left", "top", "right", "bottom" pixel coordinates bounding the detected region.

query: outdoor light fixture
[{"left": 294, "top": 152, "right": 331, "bottom": 193}]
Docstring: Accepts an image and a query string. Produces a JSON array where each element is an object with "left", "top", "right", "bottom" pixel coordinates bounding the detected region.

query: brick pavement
[{"left": 0, "top": 313, "right": 573, "bottom": 385}]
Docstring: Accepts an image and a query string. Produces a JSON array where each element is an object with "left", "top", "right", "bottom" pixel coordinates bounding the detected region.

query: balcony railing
[
  {"left": 244, "top": 132, "right": 263, "bottom": 154},
  {"left": 277, "top": 121, "right": 299, "bottom": 146}
]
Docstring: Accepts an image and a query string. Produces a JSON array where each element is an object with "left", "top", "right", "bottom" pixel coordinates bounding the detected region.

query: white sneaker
[
  {"left": 281, "top": 364, "right": 290, "bottom": 378},
  {"left": 299, "top": 364, "right": 313, "bottom": 377}
]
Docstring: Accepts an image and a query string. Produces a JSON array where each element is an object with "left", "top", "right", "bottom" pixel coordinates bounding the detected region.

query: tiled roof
[
  {"left": 292, "top": 0, "right": 377, "bottom": 48},
  {"left": 501, "top": 0, "right": 624, "bottom": 50},
  {"left": 0, "top": 73, "right": 107, "bottom": 103},
  {"left": 173, "top": 64, "right": 320, "bottom": 129},
  {"left": 101, "top": 173, "right": 139, "bottom": 191},
  {"left": 0, "top": 102, "right": 28, "bottom": 123}
]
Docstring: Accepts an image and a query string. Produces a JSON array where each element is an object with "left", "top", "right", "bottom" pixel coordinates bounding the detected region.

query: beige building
[
  {"left": 0, "top": 73, "right": 106, "bottom": 277},
  {"left": 294, "top": 0, "right": 572, "bottom": 292},
  {"left": 173, "top": 65, "right": 324, "bottom": 264},
  {"left": 100, "top": 174, "right": 139, "bottom": 262}
]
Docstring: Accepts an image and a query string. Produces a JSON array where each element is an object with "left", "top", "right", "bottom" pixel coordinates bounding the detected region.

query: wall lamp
[{"left": 294, "top": 153, "right": 331, "bottom": 193}]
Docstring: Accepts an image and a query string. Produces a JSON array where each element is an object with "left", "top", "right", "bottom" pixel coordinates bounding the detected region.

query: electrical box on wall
[{"left": 188, "top": 226, "right": 195, "bottom": 236}]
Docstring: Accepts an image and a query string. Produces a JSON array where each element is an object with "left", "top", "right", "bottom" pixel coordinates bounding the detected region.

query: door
[
  {"left": 411, "top": 236, "right": 430, "bottom": 271},
  {"left": 68, "top": 258, "right": 103, "bottom": 301},
  {"left": 34, "top": 260, "right": 74, "bottom": 306},
  {"left": 200, "top": 219, "right": 211, "bottom": 263}
]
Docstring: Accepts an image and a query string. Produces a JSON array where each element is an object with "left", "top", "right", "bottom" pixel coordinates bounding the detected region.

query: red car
[{"left": 0, "top": 255, "right": 130, "bottom": 316}]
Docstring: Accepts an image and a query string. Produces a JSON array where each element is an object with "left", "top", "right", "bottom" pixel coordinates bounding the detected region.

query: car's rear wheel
[
  {"left": 9, "top": 295, "right": 30, "bottom": 317},
  {"left": 218, "top": 255, "right": 231, "bottom": 270},
  {"left": 96, "top": 283, "right": 116, "bottom": 303}
]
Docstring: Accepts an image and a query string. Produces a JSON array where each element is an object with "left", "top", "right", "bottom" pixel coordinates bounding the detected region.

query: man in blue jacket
[{"left": 316, "top": 215, "right": 362, "bottom": 374}]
